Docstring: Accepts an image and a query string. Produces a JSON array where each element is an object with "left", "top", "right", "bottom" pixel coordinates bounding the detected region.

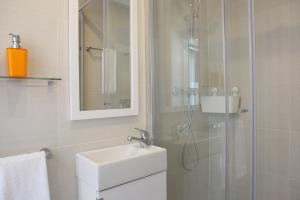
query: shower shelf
[
  {"left": 0, "top": 76, "right": 62, "bottom": 85},
  {"left": 201, "top": 96, "right": 240, "bottom": 114}
]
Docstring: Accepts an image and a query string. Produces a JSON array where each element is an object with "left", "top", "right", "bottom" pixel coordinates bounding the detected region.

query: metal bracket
[
  {"left": 40, "top": 147, "right": 53, "bottom": 160},
  {"left": 239, "top": 108, "right": 249, "bottom": 113},
  {"left": 96, "top": 191, "right": 103, "bottom": 200}
]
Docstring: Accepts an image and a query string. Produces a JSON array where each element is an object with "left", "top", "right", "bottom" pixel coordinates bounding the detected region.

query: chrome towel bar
[{"left": 85, "top": 46, "right": 104, "bottom": 52}]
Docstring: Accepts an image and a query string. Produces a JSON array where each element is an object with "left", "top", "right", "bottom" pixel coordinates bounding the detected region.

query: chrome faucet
[{"left": 127, "top": 128, "right": 151, "bottom": 148}]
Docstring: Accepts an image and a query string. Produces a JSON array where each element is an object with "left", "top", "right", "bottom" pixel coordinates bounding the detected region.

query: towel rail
[{"left": 85, "top": 46, "right": 104, "bottom": 52}]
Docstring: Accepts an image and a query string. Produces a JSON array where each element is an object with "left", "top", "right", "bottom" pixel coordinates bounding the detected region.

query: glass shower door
[
  {"left": 224, "top": 0, "right": 254, "bottom": 200},
  {"left": 148, "top": 0, "right": 254, "bottom": 200},
  {"left": 149, "top": 0, "right": 227, "bottom": 200}
]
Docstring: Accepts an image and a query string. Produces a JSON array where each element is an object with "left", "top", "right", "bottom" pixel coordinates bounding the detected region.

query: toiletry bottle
[{"left": 6, "top": 33, "right": 28, "bottom": 77}]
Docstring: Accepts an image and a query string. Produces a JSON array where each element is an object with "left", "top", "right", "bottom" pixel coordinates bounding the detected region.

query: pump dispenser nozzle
[
  {"left": 9, "top": 33, "right": 21, "bottom": 48},
  {"left": 6, "top": 33, "right": 28, "bottom": 77}
]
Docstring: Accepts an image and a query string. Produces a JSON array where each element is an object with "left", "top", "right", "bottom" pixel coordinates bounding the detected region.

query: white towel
[
  {"left": 102, "top": 48, "right": 117, "bottom": 96},
  {"left": 0, "top": 152, "right": 50, "bottom": 200}
]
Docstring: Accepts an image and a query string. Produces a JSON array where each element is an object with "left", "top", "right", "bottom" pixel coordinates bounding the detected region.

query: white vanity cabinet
[{"left": 78, "top": 172, "right": 166, "bottom": 200}]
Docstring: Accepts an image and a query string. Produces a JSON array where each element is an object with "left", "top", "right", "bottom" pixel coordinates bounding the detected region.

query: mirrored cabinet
[{"left": 69, "top": 0, "right": 139, "bottom": 120}]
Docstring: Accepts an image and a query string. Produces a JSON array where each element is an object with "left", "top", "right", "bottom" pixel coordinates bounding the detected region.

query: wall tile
[
  {"left": 256, "top": 171, "right": 290, "bottom": 200},
  {"left": 289, "top": 131, "right": 300, "bottom": 182},
  {"left": 256, "top": 129, "right": 290, "bottom": 177}
]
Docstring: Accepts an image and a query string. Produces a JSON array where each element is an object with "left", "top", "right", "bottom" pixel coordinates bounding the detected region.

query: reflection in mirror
[{"left": 78, "top": 0, "right": 131, "bottom": 111}]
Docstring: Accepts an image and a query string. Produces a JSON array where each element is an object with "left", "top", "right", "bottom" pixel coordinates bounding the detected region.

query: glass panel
[
  {"left": 0, "top": 76, "right": 61, "bottom": 81},
  {"left": 150, "top": 0, "right": 227, "bottom": 200},
  {"left": 224, "top": 0, "right": 253, "bottom": 200},
  {"left": 79, "top": 0, "right": 131, "bottom": 111}
]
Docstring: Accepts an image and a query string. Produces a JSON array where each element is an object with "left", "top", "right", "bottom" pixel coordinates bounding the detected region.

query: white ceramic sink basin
[{"left": 76, "top": 143, "right": 167, "bottom": 191}]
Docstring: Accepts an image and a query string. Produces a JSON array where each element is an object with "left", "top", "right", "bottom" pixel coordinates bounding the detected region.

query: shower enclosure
[
  {"left": 149, "top": 0, "right": 300, "bottom": 199},
  {"left": 148, "top": 0, "right": 254, "bottom": 200},
  {"left": 150, "top": 0, "right": 254, "bottom": 200}
]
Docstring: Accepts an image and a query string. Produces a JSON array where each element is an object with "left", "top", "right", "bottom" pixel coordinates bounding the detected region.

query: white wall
[{"left": 0, "top": 1, "right": 147, "bottom": 200}]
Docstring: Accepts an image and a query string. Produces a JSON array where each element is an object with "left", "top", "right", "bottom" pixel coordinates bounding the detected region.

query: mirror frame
[{"left": 69, "top": 0, "right": 139, "bottom": 120}]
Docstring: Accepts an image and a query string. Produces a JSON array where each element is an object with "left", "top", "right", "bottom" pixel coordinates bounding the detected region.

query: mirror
[{"left": 69, "top": 0, "right": 138, "bottom": 120}]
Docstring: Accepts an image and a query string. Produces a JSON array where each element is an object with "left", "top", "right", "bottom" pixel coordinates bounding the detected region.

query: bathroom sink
[{"left": 76, "top": 143, "right": 167, "bottom": 191}]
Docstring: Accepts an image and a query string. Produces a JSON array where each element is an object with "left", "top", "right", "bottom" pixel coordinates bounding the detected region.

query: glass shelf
[
  {"left": 0, "top": 76, "right": 62, "bottom": 85},
  {"left": 0, "top": 76, "right": 61, "bottom": 81}
]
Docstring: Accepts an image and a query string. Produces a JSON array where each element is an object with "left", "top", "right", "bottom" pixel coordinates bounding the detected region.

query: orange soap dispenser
[{"left": 6, "top": 33, "right": 28, "bottom": 77}]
